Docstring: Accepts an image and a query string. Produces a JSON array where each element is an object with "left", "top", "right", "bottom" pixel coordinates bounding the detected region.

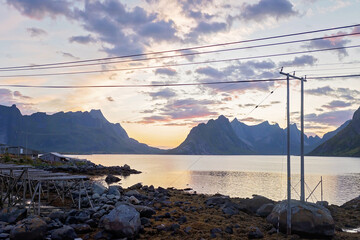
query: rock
[
  {"left": 108, "top": 186, "right": 120, "bottom": 196},
  {"left": 267, "top": 200, "right": 335, "bottom": 237},
  {"left": 256, "top": 203, "right": 275, "bottom": 217},
  {"left": 225, "top": 226, "right": 233, "bottom": 234},
  {"left": 268, "top": 227, "right": 277, "bottom": 235},
  {"left": 140, "top": 217, "right": 151, "bottom": 227},
  {"left": 210, "top": 228, "right": 222, "bottom": 234},
  {"left": 49, "top": 210, "right": 65, "bottom": 222},
  {"left": 70, "top": 224, "right": 92, "bottom": 234},
  {"left": 178, "top": 216, "right": 187, "bottom": 224},
  {"left": 105, "top": 175, "right": 121, "bottom": 184},
  {"left": 0, "top": 233, "right": 9, "bottom": 239},
  {"left": 242, "top": 195, "right": 274, "bottom": 213},
  {"left": 93, "top": 230, "right": 112, "bottom": 240},
  {"left": 74, "top": 211, "right": 90, "bottom": 223},
  {"left": 184, "top": 226, "right": 192, "bottom": 234},
  {"left": 248, "top": 226, "right": 264, "bottom": 239},
  {"left": 134, "top": 206, "right": 156, "bottom": 218},
  {"left": 51, "top": 226, "right": 77, "bottom": 240},
  {"left": 129, "top": 183, "right": 142, "bottom": 190},
  {"left": 205, "top": 195, "right": 230, "bottom": 207},
  {"left": 129, "top": 196, "right": 140, "bottom": 204},
  {"left": 221, "top": 201, "right": 248, "bottom": 215},
  {"left": 316, "top": 201, "right": 329, "bottom": 208},
  {"left": 125, "top": 190, "right": 140, "bottom": 197},
  {"left": 155, "top": 224, "right": 166, "bottom": 232},
  {"left": 170, "top": 223, "right": 180, "bottom": 231},
  {"left": 10, "top": 217, "right": 47, "bottom": 240},
  {"left": 92, "top": 182, "right": 107, "bottom": 195},
  {"left": 92, "top": 193, "right": 100, "bottom": 200},
  {"left": 0, "top": 207, "right": 27, "bottom": 224},
  {"left": 101, "top": 204, "right": 141, "bottom": 238}
]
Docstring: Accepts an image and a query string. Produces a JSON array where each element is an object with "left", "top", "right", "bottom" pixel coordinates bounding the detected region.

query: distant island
[{"left": 0, "top": 104, "right": 359, "bottom": 157}]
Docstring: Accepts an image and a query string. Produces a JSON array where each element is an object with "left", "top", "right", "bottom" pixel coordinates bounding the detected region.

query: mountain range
[
  {"left": 0, "top": 104, "right": 358, "bottom": 156},
  {"left": 310, "top": 107, "right": 360, "bottom": 157},
  {"left": 0, "top": 104, "right": 161, "bottom": 154}
]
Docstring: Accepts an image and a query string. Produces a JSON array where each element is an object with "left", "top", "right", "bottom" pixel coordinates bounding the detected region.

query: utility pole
[{"left": 280, "top": 68, "right": 307, "bottom": 235}]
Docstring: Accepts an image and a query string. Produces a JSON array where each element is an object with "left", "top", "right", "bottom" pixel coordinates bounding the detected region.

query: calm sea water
[{"left": 69, "top": 154, "right": 360, "bottom": 206}]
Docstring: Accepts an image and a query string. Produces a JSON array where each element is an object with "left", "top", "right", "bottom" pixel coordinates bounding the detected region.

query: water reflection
[{"left": 70, "top": 154, "right": 360, "bottom": 206}]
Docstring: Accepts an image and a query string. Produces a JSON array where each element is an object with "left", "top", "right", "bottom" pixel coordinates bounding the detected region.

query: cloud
[
  {"left": 6, "top": 0, "right": 72, "bottom": 19},
  {"left": 305, "top": 109, "right": 354, "bottom": 126},
  {"left": 306, "top": 86, "right": 360, "bottom": 101},
  {"left": 27, "top": 27, "right": 47, "bottom": 37},
  {"left": 304, "top": 31, "right": 351, "bottom": 58},
  {"left": 240, "top": 117, "right": 265, "bottom": 123},
  {"left": 186, "top": 21, "right": 228, "bottom": 42},
  {"left": 322, "top": 100, "right": 351, "bottom": 109},
  {"left": 240, "top": 0, "right": 298, "bottom": 22},
  {"left": 155, "top": 68, "right": 177, "bottom": 76},
  {"left": 139, "top": 20, "right": 178, "bottom": 41},
  {"left": 106, "top": 96, "right": 114, "bottom": 102},
  {"left": 148, "top": 88, "right": 177, "bottom": 99},
  {"left": 69, "top": 34, "right": 97, "bottom": 44},
  {"left": 57, "top": 51, "right": 79, "bottom": 60},
  {"left": 279, "top": 55, "right": 317, "bottom": 67},
  {"left": 0, "top": 88, "right": 35, "bottom": 114},
  {"left": 196, "top": 66, "right": 224, "bottom": 78}
]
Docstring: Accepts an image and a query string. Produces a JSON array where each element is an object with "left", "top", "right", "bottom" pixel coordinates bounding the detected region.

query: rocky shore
[{"left": 0, "top": 180, "right": 359, "bottom": 240}]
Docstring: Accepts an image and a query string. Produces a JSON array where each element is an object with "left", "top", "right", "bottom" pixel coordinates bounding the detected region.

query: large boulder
[
  {"left": 101, "top": 204, "right": 141, "bottom": 238},
  {"left": 51, "top": 225, "right": 77, "bottom": 240},
  {"left": 267, "top": 200, "right": 335, "bottom": 237},
  {"left": 241, "top": 195, "right": 274, "bottom": 213},
  {"left": 0, "top": 207, "right": 27, "bottom": 224},
  {"left": 92, "top": 182, "right": 107, "bottom": 195},
  {"left": 10, "top": 217, "right": 47, "bottom": 240},
  {"left": 105, "top": 175, "right": 121, "bottom": 184}
]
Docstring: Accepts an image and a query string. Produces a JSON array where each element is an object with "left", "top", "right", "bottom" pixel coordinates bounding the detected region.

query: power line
[
  {"left": 0, "top": 78, "right": 287, "bottom": 88},
  {"left": 1, "top": 23, "right": 359, "bottom": 70},
  {"left": 2, "top": 45, "right": 360, "bottom": 78},
  {"left": 1, "top": 74, "right": 359, "bottom": 89},
  {"left": 1, "top": 32, "right": 359, "bottom": 72}
]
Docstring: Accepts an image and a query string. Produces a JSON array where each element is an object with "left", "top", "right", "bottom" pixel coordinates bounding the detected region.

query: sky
[{"left": 0, "top": 0, "right": 359, "bottom": 149}]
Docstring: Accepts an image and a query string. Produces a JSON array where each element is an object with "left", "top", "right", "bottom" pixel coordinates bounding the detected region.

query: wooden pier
[{"left": 0, "top": 163, "right": 92, "bottom": 214}]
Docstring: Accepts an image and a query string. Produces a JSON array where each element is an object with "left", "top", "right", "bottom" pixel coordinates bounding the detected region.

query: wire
[
  {"left": 1, "top": 32, "right": 359, "bottom": 72},
  {"left": 0, "top": 78, "right": 287, "bottom": 88},
  {"left": 241, "top": 85, "right": 281, "bottom": 119},
  {"left": 2, "top": 45, "right": 360, "bottom": 78},
  {"left": 1, "top": 23, "right": 359, "bottom": 70},
  {"left": 1, "top": 74, "right": 360, "bottom": 89}
]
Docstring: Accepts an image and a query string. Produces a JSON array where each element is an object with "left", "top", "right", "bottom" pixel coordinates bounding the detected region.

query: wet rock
[
  {"left": 108, "top": 186, "right": 120, "bottom": 196},
  {"left": 101, "top": 204, "right": 141, "bottom": 238},
  {"left": 248, "top": 226, "right": 264, "bottom": 239},
  {"left": 51, "top": 225, "right": 77, "bottom": 240},
  {"left": 267, "top": 200, "right": 335, "bottom": 237},
  {"left": 10, "top": 217, "right": 47, "bottom": 240},
  {"left": 92, "top": 182, "right": 107, "bottom": 195},
  {"left": 0, "top": 207, "right": 27, "bottom": 224},
  {"left": 129, "top": 183, "right": 142, "bottom": 190},
  {"left": 105, "top": 174, "right": 120, "bottom": 184},
  {"left": 256, "top": 203, "right": 275, "bottom": 217}
]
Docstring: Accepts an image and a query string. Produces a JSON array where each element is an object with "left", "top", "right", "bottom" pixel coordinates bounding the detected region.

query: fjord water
[{"left": 71, "top": 155, "right": 360, "bottom": 206}]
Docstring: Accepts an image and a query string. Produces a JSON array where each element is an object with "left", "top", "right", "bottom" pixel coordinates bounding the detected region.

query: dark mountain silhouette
[
  {"left": 169, "top": 115, "right": 254, "bottom": 155},
  {"left": 0, "top": 104, "right": 162, "bottom": 154},
  {"left": 310, "top": 107, "right": 360, "bottom": 157}
]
